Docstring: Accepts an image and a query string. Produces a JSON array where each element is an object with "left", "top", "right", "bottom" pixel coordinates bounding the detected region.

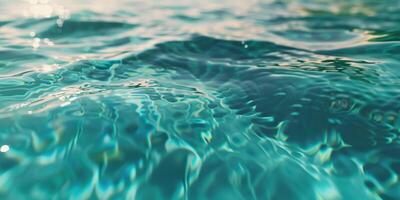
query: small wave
[{"left": 38, "top": 20, "right": 137, "bottom": 39}]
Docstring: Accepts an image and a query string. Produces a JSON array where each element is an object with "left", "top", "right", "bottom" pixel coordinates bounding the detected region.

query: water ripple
[{"left": 1, "top": 0, "right": 400, "bottom": 199}]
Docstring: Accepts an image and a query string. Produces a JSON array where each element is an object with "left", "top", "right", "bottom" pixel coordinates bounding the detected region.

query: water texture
[{"left": 0, "top": 0, "right": 400, "bottom": 199}]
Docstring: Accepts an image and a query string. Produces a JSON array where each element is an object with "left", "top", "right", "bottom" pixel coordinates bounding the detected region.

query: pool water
[{"left": 1, "top": 0, "right": 400, "bottom": 199}]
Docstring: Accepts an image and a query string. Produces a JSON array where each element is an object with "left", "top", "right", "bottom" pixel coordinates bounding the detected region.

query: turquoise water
[{"left": 1, "top": 0, "right": 400, "bottom": 199}]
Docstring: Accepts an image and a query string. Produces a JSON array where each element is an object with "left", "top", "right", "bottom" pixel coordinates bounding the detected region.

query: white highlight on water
[{"left": 0, "top": 145, "right": 10, "bottom": 153}]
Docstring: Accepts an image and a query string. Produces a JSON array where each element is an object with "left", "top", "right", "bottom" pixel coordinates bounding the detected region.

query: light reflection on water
[{"left": 0, "top": 0, "right": 400, "bottom": 199}]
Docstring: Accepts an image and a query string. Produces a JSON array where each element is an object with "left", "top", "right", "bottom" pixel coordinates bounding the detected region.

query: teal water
[{"left": 1, "top": 0, "right": 400, "bottom": 199}]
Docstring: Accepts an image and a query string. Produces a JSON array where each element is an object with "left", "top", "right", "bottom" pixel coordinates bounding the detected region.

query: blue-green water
[{"left": 1, "top": 0, "right": 400, "bottom": 199}]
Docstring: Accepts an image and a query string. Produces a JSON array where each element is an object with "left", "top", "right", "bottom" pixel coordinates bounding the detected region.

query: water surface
[{"left": 1, "top": 0, "right": 400, "bottom": 199}]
